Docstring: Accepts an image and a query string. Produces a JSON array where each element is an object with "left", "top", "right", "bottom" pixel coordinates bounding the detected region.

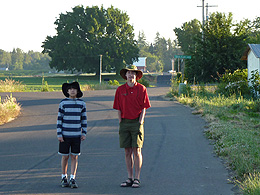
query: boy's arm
[
  {"left": 139, "top": 108, "right": 146, "bottom": 124},
  {"left": 81, "top": 103, "right": 87, "bottom": 138},
  {"left": 117, "top": 110, "right": 122, "bottom": 123},
  {"left": 57, "top": 103, "right": 64, "bottom": 142}
]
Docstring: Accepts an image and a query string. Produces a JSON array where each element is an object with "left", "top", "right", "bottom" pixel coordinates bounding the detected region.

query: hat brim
[
  {"left": 120, "top": 69, "right": 143, "bottom": 80},
  {"left": 62, "top": 82, "right": 83, "bottom": 98}
]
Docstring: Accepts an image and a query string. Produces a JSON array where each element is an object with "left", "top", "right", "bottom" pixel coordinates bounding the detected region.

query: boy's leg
[
  {"left": 124, "top": 148, "right": 134, "bottom": 179},
  {"left": 61, "top": 155, "right": 69, "bottom": 175},
  {"left": 70, "top": 154, "right": 79, "bottom": 188},
  {"left": 61, "top": 155, "right": 70, "bottom": 187},
  {"left": 133, "top": 147, "right": 142, "bottom": 180},
  {"left": 70, "top": 154, "right": 78, "bottom": 176}
]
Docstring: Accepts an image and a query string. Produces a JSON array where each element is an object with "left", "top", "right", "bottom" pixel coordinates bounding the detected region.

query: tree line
[
  {"left": 42, "top": 5, "right": 182, "bottom": 75},
  {"left": 0, "top": 48, "right": 51, "bottom": 71},
  {"left": 137, "top": 31, "right": 182, "bottom": 72},
  {"left": 2, "top": 5, "right": 259, "bottom": 81},
  {"left": 174, "top": 13, "right": 260, "bottom": 82}
]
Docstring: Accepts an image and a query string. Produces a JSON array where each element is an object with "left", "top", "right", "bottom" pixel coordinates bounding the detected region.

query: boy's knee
[
  {"left": 133, "top": 147, "right": 142, "bottom": 156},
  {"left": 125, "top": 148, "right": 133, "bottom": 155},
  {"left": 70, "top": 154, "right": 78, "bottom": 160}
]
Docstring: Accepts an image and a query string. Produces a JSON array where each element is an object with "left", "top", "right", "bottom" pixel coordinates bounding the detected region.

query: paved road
[{"left": 0, "top": 87, "right": 235, "bottom": 195}]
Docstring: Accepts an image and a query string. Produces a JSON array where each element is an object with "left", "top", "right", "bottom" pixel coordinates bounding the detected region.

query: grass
[
  {"left": 0, "top": 72, "right": 154, "bottom": 124},
  {"left": 0, "top": 73, "right": 125, "bottom": 92},
  {"left": 0, "top": 78, "right": 26, "bottom": 92},
  {"left": 0, "top": 94, "right": 21, "bottom": 125},
  {"left": 0, "top": 72, "right": 155, "bottom": 91},
  {"left": 172, "top": 85, "right": 260, "bottom": 194}
]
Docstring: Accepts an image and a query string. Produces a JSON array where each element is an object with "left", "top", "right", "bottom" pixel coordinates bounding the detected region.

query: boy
[
  {"left": 113, "top": 65, "right": 151, "bottom": 188},
  {"left": 57, "top": 81, "right": 87, "bottom": 188}
]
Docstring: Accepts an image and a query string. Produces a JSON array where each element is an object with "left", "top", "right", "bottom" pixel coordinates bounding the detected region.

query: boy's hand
[
  {"left": 81, "top": 135, "right": 86, "bottom": 141},
  {"left": 58, "top": 137, "right": 64, "bottom": 142}
]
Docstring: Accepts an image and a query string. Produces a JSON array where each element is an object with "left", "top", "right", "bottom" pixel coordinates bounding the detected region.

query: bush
[
  {"left": 216, "top": 69, "right": 251, "bottom": 96},
  {"left": 0, "top": 94, "right": 21, "bottom": 125},
  {"left": 108, "top": 80, "right": 120, "bottom": 86},
  {"left": 0, "top": 78, "right": 26, "bottom": 92},
  {"left": 235, "top": 172, "right": 260, "bottom": 195},
  {"left": 41, "top": 74, "right": 53, "bottom": 92},
  {"left": 137, "top": 78, "right": 150, "bottom": 87},
  {"left": 249, "top": 70, "right": 260, "bottom": 98}
]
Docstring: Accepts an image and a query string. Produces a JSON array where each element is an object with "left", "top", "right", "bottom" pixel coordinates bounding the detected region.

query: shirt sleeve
[
  {"left": 143, "top": 87, "right": 151, "bottom": 109},
  {"left": 113, "top": 88, "right": 120, "bottom": 110},
  {"left": 81, "top": 102, "right": 87, "bottom": 136},
  {"left": 57, "top": 102, "right": 64, "bottom": 138}
]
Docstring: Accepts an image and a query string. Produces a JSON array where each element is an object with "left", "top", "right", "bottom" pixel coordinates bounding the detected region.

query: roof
[
  {"left": 133, "top": 57, "right": 147, "bottom": 67},
  {"left": 241, "top": 44, "right": 260, "bottom": 60}
]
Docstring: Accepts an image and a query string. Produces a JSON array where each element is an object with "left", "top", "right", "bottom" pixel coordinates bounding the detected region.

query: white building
[
  {"left": 133, "top": 57, "right": 147, "bottom": 72},
  {"left": 0, "top": 67, "right": 8, "bottom": 71},
  {"left": 241, "top": 44, "right": 260, "bottom": 83}
]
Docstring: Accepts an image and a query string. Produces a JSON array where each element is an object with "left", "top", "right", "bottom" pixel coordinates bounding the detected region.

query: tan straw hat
[{"left": 120, "top": 65, "right": 143, "bottom": 80}]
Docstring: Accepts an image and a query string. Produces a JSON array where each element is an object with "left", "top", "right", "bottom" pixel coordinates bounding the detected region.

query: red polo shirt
[{"left": 113, "top": 82, "right": 151, "bottom": 119}]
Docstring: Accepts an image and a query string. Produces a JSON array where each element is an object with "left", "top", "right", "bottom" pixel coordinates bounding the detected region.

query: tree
[
  {"left": 153, "top": 33, "right": 179, "bottom": 72},
  {"left": 137, "top": 31, "right": 149, "bottom": 52},
  {"left": 175, "top": 13, "right": 248, "bottom": 82},
  {"left": 0, "top": 49, "right": 11, "bottom": 68},
  {"left": 174, "top": 19, "right": 201, "bottom": 54},
  {"left": 42, "top": 5, "right": 139, "bottom": 75},
  {"left": 194, "top": 12, "right": 248, "bottom": 82},
  {"left": 247, "top": 17, "right": 260, "bottom": 43},
  {"left": 11, "top": 48, "right": 24, "bottom": 70}
]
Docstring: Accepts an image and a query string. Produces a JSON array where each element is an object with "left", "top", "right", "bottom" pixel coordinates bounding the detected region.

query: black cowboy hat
[
  {"left": 62, "top": 81, "right": 83, "bottom": 98},
  {"left": 120, "top": 65, "right": 143, "bottom": 80}
]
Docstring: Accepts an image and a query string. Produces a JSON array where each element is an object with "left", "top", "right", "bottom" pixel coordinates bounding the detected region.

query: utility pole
[
  {"left": 197, "top": 0, "right": 218, "bottom": 38},
  {"left": 205, "top": 3, "right": 218, "bottom": 21},
  {"left": 202, "top": 0, "right": 205, "bottom": 28},
  {"left": 99, "top": 55, "right": 102, "bottom": 84},
  {"left": 197, "top": 0, "right": 205, "bottom": 38}
]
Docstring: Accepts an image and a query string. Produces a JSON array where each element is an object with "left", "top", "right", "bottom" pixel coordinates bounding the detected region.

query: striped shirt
[{"left": 57, "top": 98, "right": 87, "bottom": 138}]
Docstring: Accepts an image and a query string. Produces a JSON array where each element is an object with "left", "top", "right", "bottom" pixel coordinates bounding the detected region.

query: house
[
  {"left": 133, "top": 57, "right": 147, "bottom": 72},
  {"left": 241, "top": 44, "right": 260, "bottom": 83}
]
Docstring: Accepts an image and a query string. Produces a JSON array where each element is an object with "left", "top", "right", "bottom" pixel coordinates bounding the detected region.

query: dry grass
[
  {"left": 0, "top": 78, "right": 26, "bottom": 92},
  {"left": 0, "top": 94, "right": 21, "bottom": 125}
]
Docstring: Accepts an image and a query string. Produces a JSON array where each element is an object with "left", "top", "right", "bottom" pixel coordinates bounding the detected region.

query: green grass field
[
  {"left": 0, "top": 71, "right": 158, "bottom": 92},
  {"left": 0, "top": 73, "right": 126, "bottom": 91}
]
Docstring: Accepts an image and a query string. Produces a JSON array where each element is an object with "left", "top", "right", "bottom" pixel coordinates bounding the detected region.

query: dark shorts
[
  {"left": 59, "top": 137, "right": 81, "bottom": 156},
  {"left": 119, "top": 118, "right": 144, "bottom": 148}
]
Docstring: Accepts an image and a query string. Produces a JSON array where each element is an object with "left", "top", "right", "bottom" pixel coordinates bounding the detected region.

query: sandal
[
  {"left": 132, "top": 179, "right": 141, "bottom": 188},
  {"left": 120, "top": 178, "right": 133, "bottom": 187}
]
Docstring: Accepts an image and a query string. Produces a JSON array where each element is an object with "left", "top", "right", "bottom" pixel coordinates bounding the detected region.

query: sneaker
[
  {"left": 69, "top": 178, "right": 78, "bottom": 188},
  {"left": 61, "top": 177, "right": 69, "bottom": 187}
]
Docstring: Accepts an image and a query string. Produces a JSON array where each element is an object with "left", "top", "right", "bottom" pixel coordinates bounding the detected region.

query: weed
[
  {"left": 0, "top": 78, "right": 26, "bottom": 92},
  {"left": 235, "top": 172, "right": 260, "bottom": 195},
  {"left": 0, "top": 94, "right": 21, "bottom": 125}
]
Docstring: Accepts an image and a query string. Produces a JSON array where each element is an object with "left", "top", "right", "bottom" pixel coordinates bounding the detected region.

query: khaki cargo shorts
[{"left": 119, "top": 118, "right": 144, "bottom": 148}]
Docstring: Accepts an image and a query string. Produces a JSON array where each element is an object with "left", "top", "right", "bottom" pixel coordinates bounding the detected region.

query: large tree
[
  {"left": 42, "top": 5, "right": 139, "bottom": 75},
  {"left": 0, "top": 49, "right": 11, "bottom": 69},
  {"left": 247, "top": 17, "right": 260, "bottom": 44},
  {"left": 11, "top": 48, "right": 24, "bottom": 70},
  {"left": 174, "top": 19, "right": 201, "bottom": 55},
  {"left": 175, "top": 13, "right": 248, "bottom": 82}
]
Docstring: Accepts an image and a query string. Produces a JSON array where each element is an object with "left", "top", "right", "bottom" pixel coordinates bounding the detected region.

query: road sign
[{"left": 174, "top": 55, "right": 192, "bottom": 59}]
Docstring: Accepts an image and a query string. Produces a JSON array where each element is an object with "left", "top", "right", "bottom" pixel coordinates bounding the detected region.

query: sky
[{"left": 1, "top": 0, "right": 260, "bottom": 52}]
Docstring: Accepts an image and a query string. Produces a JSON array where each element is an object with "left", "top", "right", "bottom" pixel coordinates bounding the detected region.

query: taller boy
[
  {"left": 57, "top": 81, "right": 87, "bottom": 188},
  {"left": 113, "top": 65, "right": 151, "bottom": 188}
]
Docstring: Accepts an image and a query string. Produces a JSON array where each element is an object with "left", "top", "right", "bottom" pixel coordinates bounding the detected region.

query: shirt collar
[{"left": 125, "top": 82, "right": 137, "bottom": 89}]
